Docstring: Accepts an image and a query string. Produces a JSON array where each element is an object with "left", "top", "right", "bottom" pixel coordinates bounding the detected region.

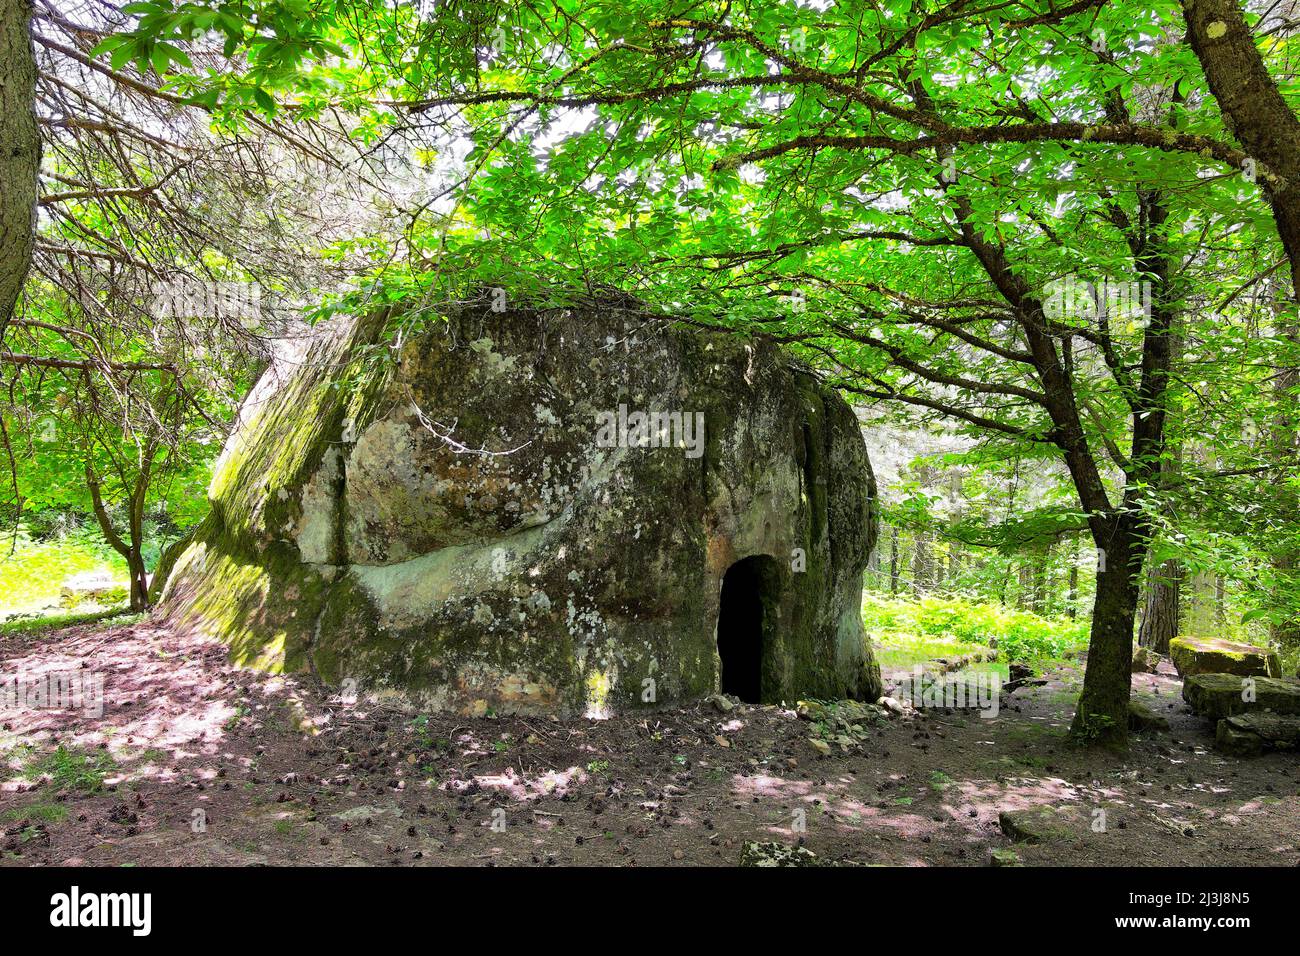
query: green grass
[
  {"left": 866, "top": 593, "right": 1088, "bottom": 671},
  {"left": 872, "top": 630, "right": 1006, "bottom": 674},
  {"left": 0, "top": 528, "right": 127, "bottom": 615},
  {"left": 929, "top": 770, "right": 953, "bottom": 792},
  {"left": 0, "top": 607, "right": 136, "bottom": 637},
  {"left": 1, "top": 802, "right": 68, "bottom": 824},
  {"left": 0, "top": 743, "right": 36, "bottom": 781},
  {"left": 24, "top": 745, "right": 117, "bottom": 792}
]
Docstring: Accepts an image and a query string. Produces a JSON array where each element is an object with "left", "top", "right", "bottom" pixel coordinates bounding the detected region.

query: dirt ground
[{"left": 1, "top": 615, "right": 1296, "bottom": 867}]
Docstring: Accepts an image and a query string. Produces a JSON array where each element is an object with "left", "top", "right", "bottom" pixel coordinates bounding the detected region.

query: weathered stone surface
[
  {"left": 1214, "top": 712, "right": 1300, "bottom": 758},
  {"left": 1168, "top": 636, "right": 1280, "bottom": 679},
  {"left": 1127, "top": 698, "right": 1169, "bottom": 734},
  {"left": 1131, "top": 644, "right": 1161, "bottom": 674},
  {"left": 739, "top": 841, "right": 819, "bottom": 867},
  {"left": 1182, "top": 672, "right": 1300, "bottom": 721},
  {"left": 147, "top": 531, "right": 195, "bottom": 605},
  {"left": 998, "top": 808, "right": 1069, "bottom": 844},
  {"left": 161, "top": 303, "right": 880, "bottom": 716},
  {"left": 1215, "top": 721, "right": 1265, "bottom": 758}
]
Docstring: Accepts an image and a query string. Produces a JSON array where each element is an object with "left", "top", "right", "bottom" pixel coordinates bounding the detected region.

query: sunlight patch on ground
[{"left": 0, "top": 617, "right": 318, "bottom": 788}]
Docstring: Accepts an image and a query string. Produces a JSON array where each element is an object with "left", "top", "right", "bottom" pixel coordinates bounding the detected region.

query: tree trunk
[
  {"left": 1140, "top": 386, "right": 1184, "bottom": 654},
  {"left": 1067, "top": 564, "right": 1079, "bottom": 619},
  {"left": 126, "top": 546, "right": 149, "bottom": 612},
  {"left": 1215, "top": 574, "right": 1227, "bottom": 629},
  {"left": 1138, "top": 558, "right": 1181, "bottom": 654},
  {"left": 1270, "top": 313, "right": 1300, "bottom": 646},
  {"left": 888, "top": 526, "right": 900, "bottom": 594},
  {"left": 0, "top": 0, "right": 40, "bottom": 338},
  {"left": 130, "top": 564, "right": 148, "bottom": 611},
  {"left": 1071, "top": 522, "right": 1142, "bottom": 749},
  {"left": 1016, "top": 560, "right": 1033, "bottom": 610},
  {"left": 1032, "top": 545, "right": 1050, "bottom": 615},
  {"left": 85, "top": 459, "right": 155, "bottom": 612},
  {"left": 1181, "top": 0, "right": 1300, "bottom": 301},
  {"left": 1182, "top": 569, "right": 1211, "bottom": 637},
  {"left": 912, "top": 532, "right": 929, "bottom": 595}
]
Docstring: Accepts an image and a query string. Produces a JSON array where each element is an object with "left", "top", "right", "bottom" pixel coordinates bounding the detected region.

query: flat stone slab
[
  {"left": 1215, "top": 713, "right": 1300, "bottom": 758},
  {"left": 998, "top": 807, "right": 1074, "bottom": 844},
  {"left": 1169, "top": 636, "right": 1280, "bottom": 679},
  {"left": 1182, "top": 672, "right": 1300, "bottom": 722}
]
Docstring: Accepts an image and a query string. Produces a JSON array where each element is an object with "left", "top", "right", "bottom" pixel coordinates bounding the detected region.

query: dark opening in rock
[{"left": 718, "top": 555, "right": 780, "bottom": 703}]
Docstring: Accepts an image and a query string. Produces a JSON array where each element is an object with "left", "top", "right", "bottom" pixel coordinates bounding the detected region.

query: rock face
[
  {"left": 161, "top": 303, "right": 881, "bottom": 716},
  {"left": 1182, "top": 672, "right": 1300, "bottom": 721},
  {"left": 1168, "top": 636, "right": 1280, "bottom": 679},
  {"left": 1215, "top": 713, "right": 1300, "bottom": 758}
]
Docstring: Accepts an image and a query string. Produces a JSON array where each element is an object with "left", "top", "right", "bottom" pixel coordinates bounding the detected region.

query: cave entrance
[{"left": 717, "top": 555, "right": 781, "bottom": 703}]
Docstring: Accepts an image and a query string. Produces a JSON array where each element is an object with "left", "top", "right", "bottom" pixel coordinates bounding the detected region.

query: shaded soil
[{"left": 1, "top": 616, "right": 1297, "bottom": 866}]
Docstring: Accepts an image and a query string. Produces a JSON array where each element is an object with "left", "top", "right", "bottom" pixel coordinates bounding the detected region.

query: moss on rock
[
  {"left": 1182, "top": 672, "right": 1300, "bottom": 721},
  {"left": 1168, "top": 636, "right": 1281, "bottom": 679},
  {"left": 1215, "top": 712, "right": 1300, "bottom": 757},
  {"left": 162, "top": 303, "right": 881, "bottom": 714}
]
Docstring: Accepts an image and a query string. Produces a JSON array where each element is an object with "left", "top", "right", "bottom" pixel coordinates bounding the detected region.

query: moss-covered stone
[
  {"left": 998, "top": 808, "right": 1069, "bottom": 844},
  {"left": 1214, "top": 712, "right": 1300, "bottom": 757},
  {"left": 1182, "top": 672, "right": 1300, "bottom": 721},
  {"left": 1131, "top": 644, "right": 1160, "bottom": 674},
  {"left": 1127, "top": 698, "right": 1170, "bottom": 734},
  {"left": 1168, "top": 636, "right": 1281, "bottom": 679},
  {"left": 161, "top": 302, "right": 881, "bottom": 715},
  {"left": 147, "top": 529, "right": 197, "bottom": 606}
]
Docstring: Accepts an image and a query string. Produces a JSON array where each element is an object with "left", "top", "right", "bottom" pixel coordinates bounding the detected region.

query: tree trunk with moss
[
  {"left": 1072, "top": 517, "right": 1144, "bottom": 748},
  {"left": 1182, "top": 0, "right": 1300, "bottom": 301},
  {"left": 0, "top": 0, "right": 40, "bottom": 338},
  {"left": 1270, "top": 314, "right": 1300, "bottom": 647}
]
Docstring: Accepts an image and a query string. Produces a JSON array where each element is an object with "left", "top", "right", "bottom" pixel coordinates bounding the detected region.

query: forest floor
[{"left": 1, "top": 615, "right": 1296, "bottom": 867}]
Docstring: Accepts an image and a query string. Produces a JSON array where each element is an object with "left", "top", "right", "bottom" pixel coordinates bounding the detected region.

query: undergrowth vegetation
[
  {"left": 865, "top": 594, "right": 1088, "bottom": 672},
  {"left": 0, "top": 524, "right": 127, "bottom": 614}
]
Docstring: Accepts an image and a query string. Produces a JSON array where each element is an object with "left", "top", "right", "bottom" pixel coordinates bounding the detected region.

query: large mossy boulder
[
  {"left": 160, "top": 302, "right": 881, "bottom": 716},
  {"left": 1182, "top": 672, "right": 1300, "bottom": 721},
  {"left": 1168, "top": 636, "right": 1280, "bottom": 679}
]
